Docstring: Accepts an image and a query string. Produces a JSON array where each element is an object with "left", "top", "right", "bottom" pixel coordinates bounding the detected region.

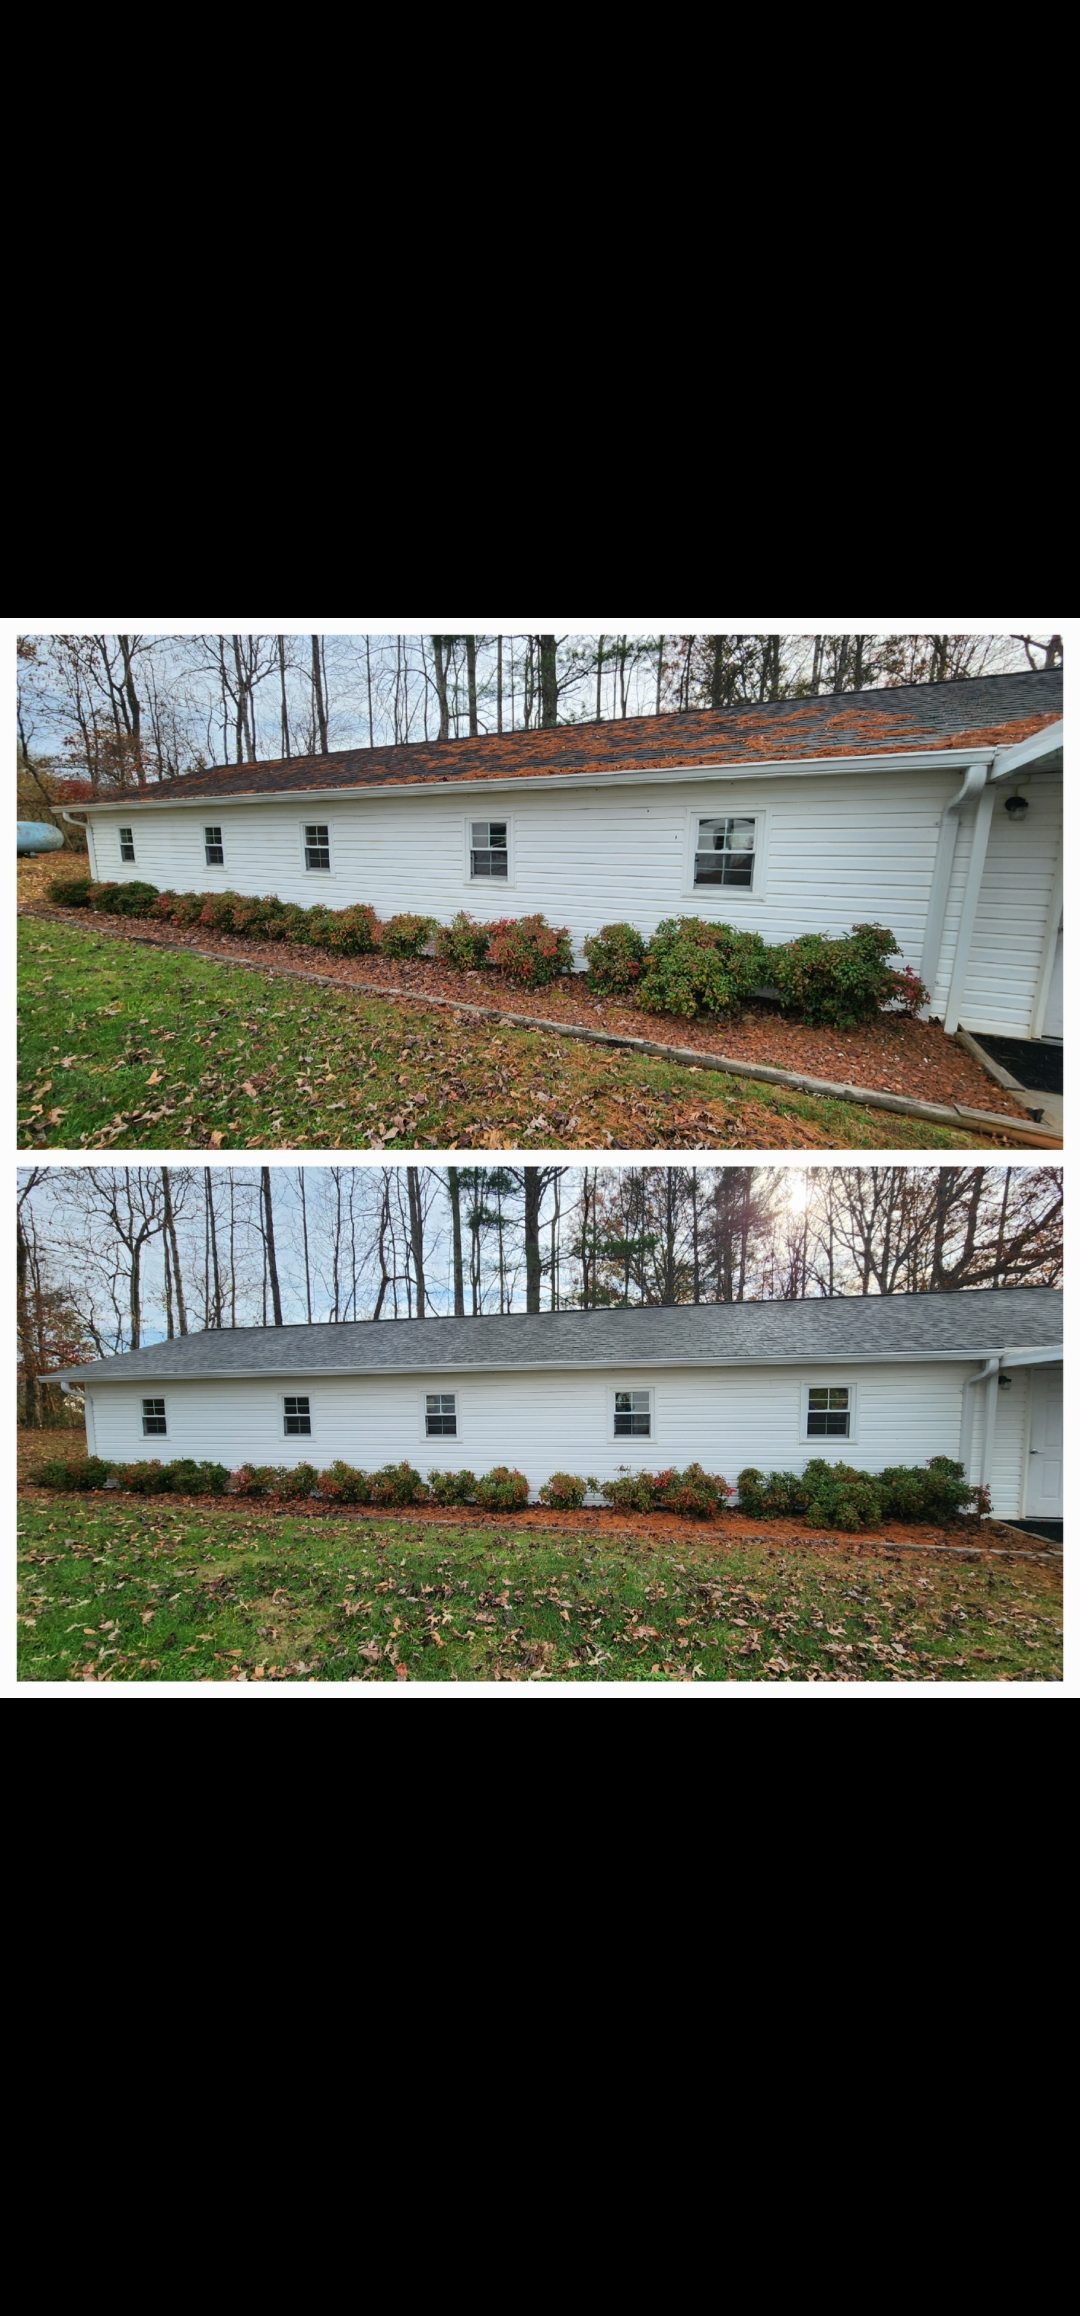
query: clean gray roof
[
  {"left": 91, "top": 669, "right": 1063, "bottom": 805},
  {"left": 62, "top": 1288, "right": 1063, "bottom": 1385}
]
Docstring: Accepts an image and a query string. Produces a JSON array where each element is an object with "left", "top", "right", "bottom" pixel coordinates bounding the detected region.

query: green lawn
[
  {"left": 17, "top": 1497, "right": 1062, "bottom": 1683},
  {"left": 18, "top": 919, "right": 995, "bottom": 1151}
]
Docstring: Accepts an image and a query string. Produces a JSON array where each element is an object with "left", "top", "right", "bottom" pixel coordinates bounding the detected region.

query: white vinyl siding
[
  {"left": 83, "top": 764, "right": 1062, "bottom": 1006},
  {"left": 82, "top": 1355, "right": 1039, "bottom": 1516},
  {"left": 959, "top": 775, "right": 1064, "bottom": 1036}
]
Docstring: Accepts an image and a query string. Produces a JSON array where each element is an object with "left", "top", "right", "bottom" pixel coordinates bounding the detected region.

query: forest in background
[
  {"left": 16, "top": 1164, "right": 1063, "bottom": 1424},
  {"left": 16, "top": 631, "right": 1063, "bottom": 836}
]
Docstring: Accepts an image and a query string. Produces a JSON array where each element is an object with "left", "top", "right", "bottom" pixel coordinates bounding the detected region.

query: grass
[
  {"left": 18, "top": 919, "right": 996, "bottom": 1151},
  {"left": 17, "top": 1497, "right": 1063, "bottom": 1683}
]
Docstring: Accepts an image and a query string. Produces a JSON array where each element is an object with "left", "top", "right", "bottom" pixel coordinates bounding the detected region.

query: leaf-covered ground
[
  {"left": 17, "top": 1496, "right": 1063, "bottom": 1683},
  {"left": 18, "top": 920, "right": 1000, "bottom": 1152}
]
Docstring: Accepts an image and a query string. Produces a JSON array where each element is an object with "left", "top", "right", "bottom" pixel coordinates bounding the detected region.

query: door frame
[{"left": 1023, "top": 1364, "right": 1063, "bottom": 1518}]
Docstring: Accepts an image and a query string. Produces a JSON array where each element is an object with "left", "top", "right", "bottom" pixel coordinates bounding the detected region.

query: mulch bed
[
  {"left": 15, "top": 1474, "right": 1055, "bottom": 1560},
  {"left": 21, "top": 903, "right": 1030, "bottom": 1118}
]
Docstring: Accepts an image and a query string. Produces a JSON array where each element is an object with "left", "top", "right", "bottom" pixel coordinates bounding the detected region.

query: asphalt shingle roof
[
  {"left": 61, "top": 1288, "right": 1063, "bottom": 1386},
  {"left": 98, "top": 671, "right": 1063, "bottom": 804}
]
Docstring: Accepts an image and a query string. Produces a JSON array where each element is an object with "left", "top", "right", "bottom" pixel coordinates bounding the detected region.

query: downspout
[
  {"left": 919, "top": 763, "right": 988, "bottom": 1000},
  {"left": 959, "top": 1356, "right": 1002, "bottom": 1495}
]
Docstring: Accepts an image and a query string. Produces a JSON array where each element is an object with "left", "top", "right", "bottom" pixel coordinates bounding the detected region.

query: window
[
  {"left": 614, "top": 1389, "right": 651, "bottom": 1438},
  {"left": 141, "top": 1397, "right": 167, "bottom": 1436},
  {"left": 119, "top": 827, "right": 135, "bottom": 863},
  {"left": 805, "top": 1385, "right": 851, "bottom": 1439},
  {"left": 204, "top": 825, "right": 224, "bottom": 866},
  {"left": 425, "top": 1392, "right": 458, "bottom": 1438},
  {"left": 470, "top": 820, "right": 509, "bottom": 878},
  {"left": 304, "top": 823, "right": 331, "bottom": 871},
  {"left": 693, "top": 814, "right": 757, "bottom": 888},
  {"left": 283, "top": 1395, "right": 312, "bottom": 1437}
]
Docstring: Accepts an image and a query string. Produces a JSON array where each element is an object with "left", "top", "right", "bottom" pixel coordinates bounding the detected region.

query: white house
[
  {"left": 66, "top": 670, "right": 1063, "bottom": 1042},
  {"left": 59, "top": 1288, "right": 1064, "bottom": 1521}
]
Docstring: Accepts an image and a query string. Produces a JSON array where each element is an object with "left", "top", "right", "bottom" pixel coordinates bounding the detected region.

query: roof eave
[
  {"left": 74, "top": 743, "right": 1007, "bottom": 813},
  {"left": 62, "top": 1341, "right": 1062, "bottom": 1386}
]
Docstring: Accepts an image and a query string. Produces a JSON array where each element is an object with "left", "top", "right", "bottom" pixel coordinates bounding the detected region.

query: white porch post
[
  {"left": 943, "top": 782, "right": 996, "bottom": 1036},
  {"left": 920, "top": 764, "right": 986, "bottom": 1000}
]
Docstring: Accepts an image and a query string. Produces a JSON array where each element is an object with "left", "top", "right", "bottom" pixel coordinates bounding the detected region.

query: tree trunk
[
  {"left": 311, "top": 634, "right": 328, "bottom": 751},
  {"left": 406, "top": 1167, "right": 427, "bottom": 1315},
  {"left": 298, "top": 1167, "right": 313, "bottom": 1323},
  {"left": 538, "top": 635, "right": 558, "bottom": 727},
  {"left": 366, "top": 635, "right": 375, "bottom": 745},
  {"left": 432, "top": 636, "right": 450, "bottom": 741},
  {"left": 496, "top": 635, "right": 503, "bottom": 733},
  {"left": 117, "top": 635, "right": 144, "bottom": 782},
  {"left": 522, "top": 1168, "right": 543, "bottom": 1311},
  {"left": 205, "top": 1169, "right": 223, "bottom": 1325},
  {"left": 465, "top": 636, "right": 478, "bottom": 734},
  {"left": 16, "top": 1198, "right": 39, "bottom": 1426},
  {"left": 162, "top": 1168, "right": 187, "bottom": 1334},
  {"left": 277, "top": 636, "right": 290, "bottom": 757},
  {"left": 262, "top": 1166, "right": 284, "bottom": 1324},
  {"left": 447, "top": 1166, "right": 466, "bottom": 1317}
]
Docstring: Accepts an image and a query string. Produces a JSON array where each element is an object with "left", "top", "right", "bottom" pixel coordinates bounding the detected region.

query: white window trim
[
  {"left": 281, "top": 1392, "right": 315, "bottom": 1443},
  {"left": 300, "top": 819, "right": 336, "bottom": 877},
  {"left": 420, "top": 1386, "right": 461, "bottom": 1445},
  {"left": 119, "top": 826, "right": 136, "bottom": 864},
  {"left": 800, "top": 1379, "right": 858, "bottom": 1446},
  {"left": 684, "top": 803, "right": 768, "bottom": 902},
  {"left": 611, "top": 1383, "right": 655, "bottom": 1443},
  {"left": 465, "top": 814, "right": 514, "bottom": 888},
  {"left": 141, "top": 1395, "right": 168, "bottom": 1438},
  {"left": 204, "top": 825, "right": 226, "bottom": 868}
]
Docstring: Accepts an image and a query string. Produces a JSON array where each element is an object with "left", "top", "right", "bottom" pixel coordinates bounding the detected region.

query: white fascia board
[
  {"left": 989, "top": 722, "right": 1063, "bottom": 779},
  {"left": 998, "top": 1344, "right": 1064, "bottom": 1368},
  {"left": 60, "top": 1345, "right": 1049, "bottom": 1386},
  {"left": 75, "top": 745, "right": 1001, "bottom": 815}
]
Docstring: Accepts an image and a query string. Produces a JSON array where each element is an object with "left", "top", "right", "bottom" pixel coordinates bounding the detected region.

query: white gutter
[
  {"left": 64, "top": 743, "right": 1003, "bottom": 817},
  {"left": 960, "top": 1355, "right": 1003, "bottom": 1487},
  {"left": 919, "top": 762, "right": 989, "bottom": 993}
]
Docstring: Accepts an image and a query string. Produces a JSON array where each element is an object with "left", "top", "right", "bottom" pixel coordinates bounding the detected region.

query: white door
[
  {"left": 1027, "top": 1368, "right": 1063, "bottom": 1516},
  {"left": 1043, "top": 921, "right": 1063, "bottom": 1041}
]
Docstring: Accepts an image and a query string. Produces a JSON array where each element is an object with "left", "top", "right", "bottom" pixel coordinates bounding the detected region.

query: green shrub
[
  {"left": 229, "top": 894, "right": 285, "bottom": 939},
  {"left": 485, "top": 914, "right": 574, "bottom": 986},
  {"left": 655, "top": 1463, "right": 733, "bottom": 1517},
  {"left": 102, "top": 880, "right": 160, "bottom": 917},
  {"left": 801, "top": 1460, "right": 884, "bottom": 1532},
  {"left": 736, "top": 1467, "right": 767, "bottom": 1516},
  {"left": 87, "top": 881, "right": 123, "bottom": 912},
  {"left": 879, "top": 1456, "right": 989, "bottom": 1523},
  {"left": 300, "top": 904, "right": 341, "bottom": 949},
  {"left": 638, "top": 918, "right": 768, "bottom": 1017},
  {"left": 271, "top": 1461, "right": 320, "bottom": 1500},
  {"left": 886, "top": 963, "right": 931, "bottom": 1016},
  {"left": 368, "top": 1460, "right": 429, "bottom": 1506},
  {"left": 273, "top": 902, "right": 316, "bottom": 944},
  {"left": 537, "top": 1471, "right": 596, "bottom": 1510},
  {"left": 379, "top": 912, "right": 437, "bottom": 960},
  {"left": 475, "top": 1465, "right": 530, "bottom": 1509},
  {"left": 32, "top": 1454, "right": 112, "bottom": 1491},
  {"left": 427, "top": 1468, "right": 478, "bottom": 1505},
  {"left": 316, "top": 1461, "right": 371, "bottom": 1504},
  {"left": 160, "top": 1457, "right": 231, "bottom": 1496},
  {"left": 433, "top": 912, "right": 492, "bottom": 971},
  {"left": 48, "top": 874, "right": 95, "bottom": 908},
  {"left": 323, "top": 904, "right": 381, "bottom": 956},
  {"left": 198, "top": 890, "right": 245, "bottom": 932},
  {"left": 116, "top": 1459, "right": 171, "bottom": 1494},
  {"left": 737, "top": 1469, "right": 811, "bottom": 1520},
  {"left": 166, "top": 891, "right": 207, "bottom": 927},
  {"left": 600, "top": 1468, "right": 658, "bottom": 1513},
  {"left": 767, "top": 922, "right": 901, "bottom": 1028},
  {"left": 583, "top": 921, "right": 649, "bottom": 996}
]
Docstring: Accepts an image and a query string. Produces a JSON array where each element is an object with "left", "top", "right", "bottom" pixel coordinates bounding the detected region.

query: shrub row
[
  {"left": 49, "top": 873, "right": 928, "bottom": 1024},
  {"left": 31, "top": 1452, "right": 989, "bottom": 1526},
  {"left": 735, "top": 1456, "right": 991, "bottom": 1531}
]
